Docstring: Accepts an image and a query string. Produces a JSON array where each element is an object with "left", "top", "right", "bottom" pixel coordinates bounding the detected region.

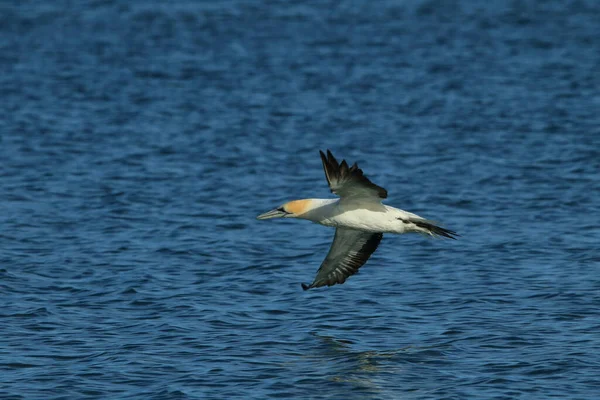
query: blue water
[{"left": 2, "top": 0, "right": 600, "bottom": 398}]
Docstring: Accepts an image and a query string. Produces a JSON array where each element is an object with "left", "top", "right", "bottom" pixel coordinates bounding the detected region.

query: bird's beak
[{"left": 256, "top": 208, "right": 288, "bottom": 220}]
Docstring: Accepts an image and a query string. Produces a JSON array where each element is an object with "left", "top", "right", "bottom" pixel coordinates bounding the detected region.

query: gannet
[{"left": 257, "top": 150, "right": 458, "bottom": 290}]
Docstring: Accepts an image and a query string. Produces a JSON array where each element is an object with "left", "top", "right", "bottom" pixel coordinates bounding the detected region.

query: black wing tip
[
  {"left": 318, "top": 149, "right": 388, "bottom": 199},
  {"left": 321, "top": 149, "right": 337, "bottom": 164},
  {"left": 302, "top": 281, "right": 338, "bottom": 290}
]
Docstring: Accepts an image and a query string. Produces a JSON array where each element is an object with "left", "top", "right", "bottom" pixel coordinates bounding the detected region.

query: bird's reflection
[{"left": 303, "top": 332, "right": 413, "bottom": 395}]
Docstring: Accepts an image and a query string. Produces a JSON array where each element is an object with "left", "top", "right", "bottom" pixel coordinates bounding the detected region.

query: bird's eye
[{"left": 277, "top": 207, "right": 286, "bottom": 212}]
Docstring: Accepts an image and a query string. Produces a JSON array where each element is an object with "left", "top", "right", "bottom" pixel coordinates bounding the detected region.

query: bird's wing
[
  {"left": 320, "top": 149, "right": 387, "bottom": 200},
  {"left": 302, "top": 228, "right": 383, "bottom": 290}
]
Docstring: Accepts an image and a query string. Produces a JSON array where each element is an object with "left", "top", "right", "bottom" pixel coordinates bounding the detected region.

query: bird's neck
[{"left": 296, "top": 198, "right": 338, "bottom": 221}]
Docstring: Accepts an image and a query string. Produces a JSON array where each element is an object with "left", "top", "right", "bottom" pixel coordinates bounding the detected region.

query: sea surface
[{"left": 1, "top": 0, "right": 600, "bottom": 399}]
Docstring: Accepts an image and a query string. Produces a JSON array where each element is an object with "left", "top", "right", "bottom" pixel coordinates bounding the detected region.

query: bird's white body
[{"left": 298, "top": 198, "right": 427, "bottom": 235}]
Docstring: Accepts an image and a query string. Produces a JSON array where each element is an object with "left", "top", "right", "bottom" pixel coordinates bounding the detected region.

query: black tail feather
[{"left": 407, "top": 219, "right": 459, "bottom": 239}]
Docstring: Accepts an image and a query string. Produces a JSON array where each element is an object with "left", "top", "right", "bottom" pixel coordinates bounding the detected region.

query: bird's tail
[{"left": 410, "top": 219, "right": 459, "bottom": 239}]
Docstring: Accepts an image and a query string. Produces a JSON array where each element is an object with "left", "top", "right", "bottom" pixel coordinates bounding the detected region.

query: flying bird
[{"left": 257, "top": 150, "right": 457, "bottom": 290}]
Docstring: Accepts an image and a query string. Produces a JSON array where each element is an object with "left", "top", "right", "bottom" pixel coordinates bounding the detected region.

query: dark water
[{"left": 2, "top": 0, "right": 600, "bottom": 398}]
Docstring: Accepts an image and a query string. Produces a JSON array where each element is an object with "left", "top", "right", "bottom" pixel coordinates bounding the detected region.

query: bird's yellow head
[{"left": 256, "top": 199, "right": 312, "bottom": 220}]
